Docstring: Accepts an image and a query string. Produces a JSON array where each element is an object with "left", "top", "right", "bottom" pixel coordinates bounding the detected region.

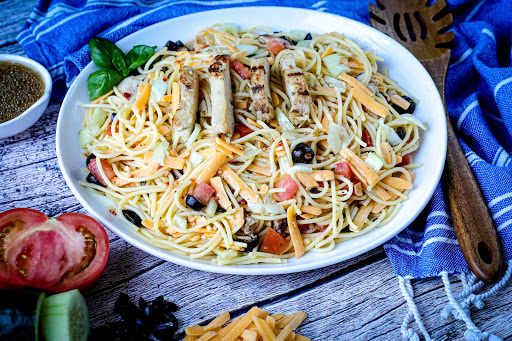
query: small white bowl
[{"left": 0, "top": 54, "right": 52, "bottom": 139}]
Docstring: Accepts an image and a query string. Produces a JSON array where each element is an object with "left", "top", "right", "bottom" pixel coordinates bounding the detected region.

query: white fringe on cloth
[{"left": 399, "top": 260, "right": 512, "bottom": 341}]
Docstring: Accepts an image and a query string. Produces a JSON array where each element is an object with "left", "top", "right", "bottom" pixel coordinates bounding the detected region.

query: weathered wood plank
[
  {"left": 0, "top": 0, "right": 38, "bottom": 46},
  {"left": 84, "top": 247, "right": 386, "bottom": 328}
]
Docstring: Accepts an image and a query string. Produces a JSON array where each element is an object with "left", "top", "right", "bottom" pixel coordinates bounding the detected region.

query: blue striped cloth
[{"left": 18, "top": 0, "right": 512, "bottom": 279}]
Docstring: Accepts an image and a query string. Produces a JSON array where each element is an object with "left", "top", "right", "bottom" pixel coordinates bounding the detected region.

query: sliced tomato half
[{"left": 0, "top": 208, "right": 109, "bottom": 293}]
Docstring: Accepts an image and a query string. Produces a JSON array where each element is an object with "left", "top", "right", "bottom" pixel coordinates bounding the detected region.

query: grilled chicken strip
[
  {"left": 172, "top": 66, "right": 199, "bottom": 143},
  {"left": 208, "top": 55, "right": 234, "bottom": 136},
  {"left": 280, "top": 54, "right": 311, "bottom": 127},
  {"left": 250, "top": 58, "right": 274, "bottom": 122}
]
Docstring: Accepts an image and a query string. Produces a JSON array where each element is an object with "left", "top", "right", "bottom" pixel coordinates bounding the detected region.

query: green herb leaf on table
[
  {"left": 89, "top": 37, "right": 125, "bottom": 69},
  {"left": 87, "top": 69, "right": 123, "bottom": 100},
  {"left": 126, "top": 45, "right": 157, "bottom": 71}
]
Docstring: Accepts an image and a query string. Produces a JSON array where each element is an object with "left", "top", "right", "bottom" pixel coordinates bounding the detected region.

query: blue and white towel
[{"left": 18, "top": 1, "right": 512, "bottom": 339}]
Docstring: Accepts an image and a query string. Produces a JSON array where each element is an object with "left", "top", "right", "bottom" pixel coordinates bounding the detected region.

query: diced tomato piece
[
  {"left": 315, "top": 223, "right": 329, "bottom": 233},
  {"left": 260, "top": 228, "right": 288, "bottom": 255},
  {"left": 275, "top": 174, "right": 299, "bottom": 201},
  {"left": 334, "top": 161, "right": 353, "bottom": 179},
  {"left": 268, "top": 38, "right": 287, "bottom": 55},
  {"left": 235, "top": 122, "right": 254, "bottom": 137},
  {"left": 352, "top": 177, "right": 361, "bottom": 185},
  {"left": 105, "top": 126, "right": 112, "bottom": 136},
  {"left": 398, "top": 154, "right": 411, "bottom": 167},
  {"left": 192, "top": 181, "right": 216, "bottom": 205},
  {"left": 362, "top": 129, "right": 373, "bottom": 147},
  {"left": 231, "top": 59, "right": 250, "bottom": 80},
  {"left": 87, "top": 158, "right": 115, "bottom": 186}
]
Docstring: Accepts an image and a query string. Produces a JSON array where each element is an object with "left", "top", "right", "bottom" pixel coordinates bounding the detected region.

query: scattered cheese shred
[
  {"left": 147, "top": 72, "right": 155, "bottom": 79},
  {"left": 314, "top": 86, "right": 337, "bottom": 94},
  {"left": 219, "top": 165, "right": 262, "bottom": 204},
  {"left": 301, "top": 205, "right": 322, "bottom": 216},
  {"left": 287, "top": 206, "right": 305, "bottom": 258},
  {"left": 132, "top": 82, "right": 151, "bottom": 114},
  {"left": 171, "top": 81, "right": 180, "bottom": 117},
  {"left": 196, "top": 152, "right": 230, "bottom": 184},
  {"left": 247, "top": 164, "right": 272, "bottom": 176},
  {"left": 161, "top": 95, "right": 173, "bottom": 102},
  {"left": 340, "top": 148, "right": 380, "bottom": 187},
  {"left": 381, "top": 176, "right": 413, "bottom": 190},
  {"left": 373, "top": 185, "right": 392, "bottom": 200},
  {"left": 391, "top": 94, "right": 411, "bottom": 110},
  {"left": 178, "top": 150, "right": 191, "bottom": 159},
  {"left": 350, "top": 87, "right": 389, "bottom": 117},
  {"left": 310, "top": 170, "right": 335, "bottom": 182},
  {"left": 223, "top": 40, "right": 239, "bottom": 53},
  {"left": 338, "top": 73, "right": 373, "bottom": 97},
  {"left": 352, "top": 202, "right": 375, "bottom": 231},
  {"left": 163, "top": 156, "right": 185, "bottom": 169},
  {"left": 321, "top": 45, "right": 333, "bottom": 59},
  {"left": 216, "top": 137, "right": 244, "bottom": 156},
  {"left": 295, "top": 172, "right": 319, "bottom": 189},
  {"left": 157, "top": 125, "right": 170, "bottom": 135}
]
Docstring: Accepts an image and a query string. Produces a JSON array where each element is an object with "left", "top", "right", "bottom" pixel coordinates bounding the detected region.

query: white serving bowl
[
  {"left": 56, "top": 7, "right": 447, "bottom": 275},
  {"left": 0, "top": 54, "right": 52, "bottom": 139}
]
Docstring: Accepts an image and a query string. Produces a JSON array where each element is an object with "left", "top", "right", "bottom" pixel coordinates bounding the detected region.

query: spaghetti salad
[{"left": 78, "top": 25, "right": 426, "bottom": 265}]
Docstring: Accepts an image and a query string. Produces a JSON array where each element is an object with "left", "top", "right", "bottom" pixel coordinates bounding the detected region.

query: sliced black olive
[
  {"left": 292, "top": 143, "right": 315, "bottom": 164},
  {"left": 86, "top": 153, "right": 96, "bottom": 166},
  {"left": 396, "top": 127, "right": 406, "bottom": 140},
  {"left": 161, "top": 66, "right": 169, "bottom": 73},
  {"left": 86, "top": 173, "right": 105, "bottom": 187},
  {"left": 140, "top": 181, "right": 147, "bottom": 186},
  {"left": 305, "top": 32, "right": 313, "bottom": 40},
  {"left": 244, "top": 234, "right": 260, "bottom": 252},
  {"left": 186, "top": 195, "right": 205, "bottom": 210},
  {"left": 216, "top": 206, "right": 226, "bottom": 213},
  {"left": 392, "top": 96, "right": 415, "bottom": 114},
  {"left": 165, "top": 40, "right": 185, "bottom": 51},
  {"left": 272, "top": 219, "right": 288, "bottom": 234},
  {"left": 122, "top": 210, "right": 142, "bottom": 227},
  {"left": 310, "top": 187, "right": 319, "bottom": 194}
]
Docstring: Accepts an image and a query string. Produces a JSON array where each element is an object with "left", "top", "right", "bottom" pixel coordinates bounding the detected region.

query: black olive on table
[
  {"left": 186, "top": 195, "right": 205, "bottom": 210},
  {"left": 122, "top": 210, "right": 142, "bottom": 227},
  {"left": 304, "top": 32, "right": 313, "bottom": 40},
  {"left": 392, "top": 96, "right": 415, "bottom": 114},
  {"left": 86, "top": 153, "right": 96, "bottom": 166},
  {"left": 396, "top": 127, "right": 406, "bottom": 140},
  {"left": 86, "top": 172, "right": 105, "bottom": 187},
  {"left": 292, "top": 143, "right": 315, "bottom": 164}
]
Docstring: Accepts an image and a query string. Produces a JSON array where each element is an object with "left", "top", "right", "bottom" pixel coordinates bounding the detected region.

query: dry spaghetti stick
[
  {"left": 252, "top": 316, "right": 277, "bottom": 341},
  {"left": 222, "top": 307, "right": 262, "bottom": 341},
  {"left": 205, "top": 311, "right": 230, "bottom": 331},
  {"left": 287, "top": 206, "right": 305, "bottom": 258},
  {"left": 275, "top": 311, "right": 307, "bottom": 341}
]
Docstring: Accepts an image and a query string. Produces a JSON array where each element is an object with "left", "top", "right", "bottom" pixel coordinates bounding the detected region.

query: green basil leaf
[
  {"left": 87, "top": 69, "right": 123, "bottom": 100},
  {"left": 112, "top": 49, "right": 129, "bottom": 77},
  {"left": 125, "top": 45, "right": 156, "bottom": 71},
  {"left": 89, "top": 37, "right": 124, "bottom": 69}
]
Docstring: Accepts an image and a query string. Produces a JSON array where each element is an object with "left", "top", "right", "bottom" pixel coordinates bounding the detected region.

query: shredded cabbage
[
  {"left": 190, "top": 151, "right": 204, "bottom": 168},
  {"left": 152, "top": 141, "right": 169, "bottom": 165}
]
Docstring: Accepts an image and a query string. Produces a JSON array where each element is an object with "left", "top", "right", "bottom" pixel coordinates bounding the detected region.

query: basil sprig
[{"left": 87, "top": 37, "right": 156, "bottom": 100}]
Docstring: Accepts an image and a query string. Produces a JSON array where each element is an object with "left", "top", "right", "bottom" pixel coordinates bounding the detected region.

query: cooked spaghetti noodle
[{"left": 78, "top": 25, "right": 427, "bottom": 265}]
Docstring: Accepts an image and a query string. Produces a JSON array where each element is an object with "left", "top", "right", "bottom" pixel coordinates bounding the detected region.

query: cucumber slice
[
  {"left": 41, "top": 290, "right": 89, "bottom": 341},
  {"left": 0, "top": 290, "right": 47, "bottom": 341}
]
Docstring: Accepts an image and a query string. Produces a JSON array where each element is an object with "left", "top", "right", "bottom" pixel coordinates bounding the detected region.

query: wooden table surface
[{"left": 1, "top": 1, "right": 511, "bottom": 340}]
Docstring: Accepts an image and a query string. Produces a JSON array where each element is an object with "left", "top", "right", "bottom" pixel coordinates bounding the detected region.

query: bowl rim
[
  {"left": 56, "top": 6, "right": 447, "bottom": 275},
  {"left": 0, "top": 54, "right": 52, "bottom": 128}
]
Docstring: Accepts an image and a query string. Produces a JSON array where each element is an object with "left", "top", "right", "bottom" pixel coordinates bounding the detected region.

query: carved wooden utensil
[{"left": 369, "top": 0, "right": 502, "bottom": 283}]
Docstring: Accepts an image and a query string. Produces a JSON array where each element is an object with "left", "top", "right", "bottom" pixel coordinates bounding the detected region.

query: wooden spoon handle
[{"left": 444, "top": 119, "right": 502, "bottom": 284}]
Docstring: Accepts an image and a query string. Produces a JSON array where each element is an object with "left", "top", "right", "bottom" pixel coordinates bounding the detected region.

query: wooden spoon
[{"left": 369, "top": 0, "right": 502, "bottom": 283}]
